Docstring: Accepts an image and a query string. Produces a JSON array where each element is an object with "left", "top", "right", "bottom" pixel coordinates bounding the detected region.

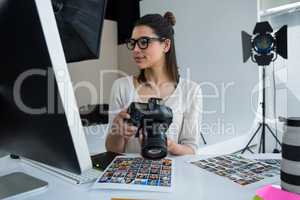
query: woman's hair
[{"left": 134, "top": 11, "right": 179, "bottom": 85}]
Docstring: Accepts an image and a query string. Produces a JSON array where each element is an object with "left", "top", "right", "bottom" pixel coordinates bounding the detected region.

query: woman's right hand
[{"left": 111, "top": 109, "right": 138, "bottom": 140}]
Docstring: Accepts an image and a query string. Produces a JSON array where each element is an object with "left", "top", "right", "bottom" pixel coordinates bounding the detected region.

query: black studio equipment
[
  {"left": 281, "top": 117, "right": 300, "bottom": 194},
  {"left": 241, "top": 21, "right": 288, "bottom": 154},
  {"left": 0, "top": 0, "right": 107, "bottom": 199},
  {"left": 51, "top": 0, "right": 107, "bottom": 63},
  {"left": 126, "top": 98, "right": 173, "bottom": 160},
  {"left": 79, "top": 104, "right": 109, "bottom": 126}
]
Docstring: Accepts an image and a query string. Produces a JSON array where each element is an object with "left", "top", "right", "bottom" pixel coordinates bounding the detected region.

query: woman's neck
[{"left": 144, "top": 63, "right": 171, "bottom": 86}]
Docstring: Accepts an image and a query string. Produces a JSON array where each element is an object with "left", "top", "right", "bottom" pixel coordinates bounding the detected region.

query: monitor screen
[{"left": 0, "top": 0, "right": 107, "bottom": 174}]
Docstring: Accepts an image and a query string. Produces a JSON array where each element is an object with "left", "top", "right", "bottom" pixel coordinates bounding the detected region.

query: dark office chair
[{"left": 79, "top": 104, "right": 109, "bottom": 126}]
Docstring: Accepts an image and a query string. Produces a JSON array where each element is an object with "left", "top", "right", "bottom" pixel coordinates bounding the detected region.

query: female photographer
[{"left": 105, "top": 12, "right": 202, "bottom": 156}]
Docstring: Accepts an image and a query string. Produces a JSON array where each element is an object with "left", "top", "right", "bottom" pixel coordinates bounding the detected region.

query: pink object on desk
[{"left": 257, "top": 185, "right": 300, "bottom": 200}]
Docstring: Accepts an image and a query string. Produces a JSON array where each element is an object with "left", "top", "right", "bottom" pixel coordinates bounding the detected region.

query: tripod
[
  {"left": 242, "top": 66, "right": 282, "bottom": 154},
  {"left": 200, "top": 132, "right": 207, "bottom": 145}
]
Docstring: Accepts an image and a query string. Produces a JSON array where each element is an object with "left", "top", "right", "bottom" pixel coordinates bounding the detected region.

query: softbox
[{"left": 51, "top": 0, "right": 107, "bottom": 63}]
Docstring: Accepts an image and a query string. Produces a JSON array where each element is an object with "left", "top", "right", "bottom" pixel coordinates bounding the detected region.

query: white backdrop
[
  {"left": 262, "top": 10, "right": 300, "bottom": 120},
  {"left": 140, "top": 0, "right": 260, "bottom": 145}
]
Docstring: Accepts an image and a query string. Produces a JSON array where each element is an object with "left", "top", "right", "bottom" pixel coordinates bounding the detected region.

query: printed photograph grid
[
  {"left": 191, "top": 155, "right": 280, "bottom": 186},
  {"left": 98, "top": 157, "right": 172, "bottom": 187}
]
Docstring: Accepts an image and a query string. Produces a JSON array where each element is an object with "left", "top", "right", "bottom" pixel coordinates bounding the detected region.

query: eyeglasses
[{"left": 126, "top": 37, "right": 165, "bottom": 50}]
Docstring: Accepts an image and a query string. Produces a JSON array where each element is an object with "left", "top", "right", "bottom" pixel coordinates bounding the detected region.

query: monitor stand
[{"left": 0, "top": 172, "right": 48, "bottom": 199}]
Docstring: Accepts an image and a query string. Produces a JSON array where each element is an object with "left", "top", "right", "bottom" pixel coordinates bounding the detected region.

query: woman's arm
[
  {"left": 167, "top": 139, "right": 195, "bottom": 155},
  {"left": 175, "top": 85, "right": 202, "bottom": 155},
  {"left": 105, "top": 110, "right": 138, "bottom": 153},
  {"left": 105, "top": 132, "right": 127, "bottom": 153},
  {"left": 105, "top": 79, "right": 137, "bottom": 153}
]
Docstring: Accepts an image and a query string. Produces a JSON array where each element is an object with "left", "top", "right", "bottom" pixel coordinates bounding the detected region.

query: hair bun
[{"left": 163, "top": 11, "right": 176, "bottom": 26}]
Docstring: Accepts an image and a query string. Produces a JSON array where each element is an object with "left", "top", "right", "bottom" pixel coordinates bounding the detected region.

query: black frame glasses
[{"left": 126, "top": 36, "right": 165, "bottom": 50}]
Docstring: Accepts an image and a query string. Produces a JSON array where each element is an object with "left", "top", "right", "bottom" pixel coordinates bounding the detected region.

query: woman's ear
[{"left": 163, "top": 39, "right": 171, "bottom": 53}]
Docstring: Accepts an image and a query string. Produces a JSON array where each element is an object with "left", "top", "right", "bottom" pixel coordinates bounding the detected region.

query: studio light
[
  {"left": 242, "top": 21, "right": 287, "bottom": 66},
  {"left": 241, "top": 21, "right": 288, "bottom": 154}
]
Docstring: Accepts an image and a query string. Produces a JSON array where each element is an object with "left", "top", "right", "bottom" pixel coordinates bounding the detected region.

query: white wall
[
  {"left": 118, "top": 44, "right": 139, "bottom": 76},
  {"left": 286, "top": 14, "right": 300, "bottom": 116},
  {"left": 68, "top": 20, "right": 119, "bottom": 106},
  {"left": 268, "top": 12, "right": 300, "bottom": 117},
  {"left": 140, "top": 0, "right": 259, "bottom": 147},
  {"left": 260, "top": 10, "right": 300, "bottom": 151}
]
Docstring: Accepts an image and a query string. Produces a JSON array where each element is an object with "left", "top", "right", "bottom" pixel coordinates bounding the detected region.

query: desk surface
[{"left": 0, "top": 154, "right": 281, "bottom": 200}]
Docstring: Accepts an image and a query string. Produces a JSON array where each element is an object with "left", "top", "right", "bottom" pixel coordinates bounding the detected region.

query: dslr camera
[{"left": 127, "top": 98, "right": 173, "bottom": 160}]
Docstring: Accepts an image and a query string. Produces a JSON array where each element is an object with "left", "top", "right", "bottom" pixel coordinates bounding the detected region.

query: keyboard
[{"left": 22, "top": 158, "right": 103, "bottom": 184}]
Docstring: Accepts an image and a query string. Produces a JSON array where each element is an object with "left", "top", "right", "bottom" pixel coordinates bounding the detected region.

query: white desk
[{"left": 0, "top": 154, "right": 281, "bottom": 200}]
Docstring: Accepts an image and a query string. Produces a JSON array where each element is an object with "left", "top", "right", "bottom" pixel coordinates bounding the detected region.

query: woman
[{"left": 105, "top": 12, "right": 202, "bottom": 155}]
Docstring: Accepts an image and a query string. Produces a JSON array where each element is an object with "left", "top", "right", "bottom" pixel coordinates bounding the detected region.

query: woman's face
[{"left": 131, "top": 25, "right": 169, "bottom": 69}]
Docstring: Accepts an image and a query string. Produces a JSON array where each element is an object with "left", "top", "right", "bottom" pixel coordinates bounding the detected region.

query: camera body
[{"left": 127, "top": 98, "right": 173, "bottom": 160}]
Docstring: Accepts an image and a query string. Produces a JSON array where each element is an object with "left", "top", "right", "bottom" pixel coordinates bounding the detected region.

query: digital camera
[{"left": 127, "top": 98, "right": 173, "bottom": 160}]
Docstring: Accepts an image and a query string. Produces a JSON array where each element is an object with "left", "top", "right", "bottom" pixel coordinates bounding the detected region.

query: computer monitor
[{"left": 0, "top": 0, "right": 106, "bottom": 198}]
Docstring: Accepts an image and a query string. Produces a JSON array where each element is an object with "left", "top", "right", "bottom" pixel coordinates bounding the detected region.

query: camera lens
[
  {"left": 148, "top": 149, "right": 162, "bottom": 155},
  {"left": 141, "top": 130, "right": 167, "bottom": 160}
]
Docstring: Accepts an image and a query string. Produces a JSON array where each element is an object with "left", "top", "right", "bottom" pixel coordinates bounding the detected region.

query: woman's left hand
[{"left": 167, "top": 137, "right": 176, "bottom": 154}]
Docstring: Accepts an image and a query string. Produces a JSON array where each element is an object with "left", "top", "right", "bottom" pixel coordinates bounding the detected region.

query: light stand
[
  {"left": 242, "top": 66, "right": 282, "bottom": 153},
  {"left": 200, "top": 132, "right": 207, "bottom": 145},
  {"left": 240, "top": 21, "right": 287, "bottom": 154}
]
